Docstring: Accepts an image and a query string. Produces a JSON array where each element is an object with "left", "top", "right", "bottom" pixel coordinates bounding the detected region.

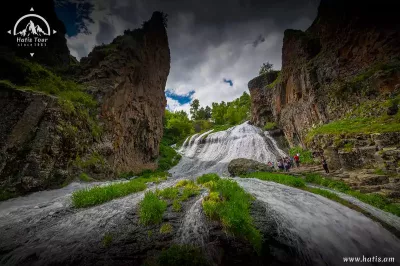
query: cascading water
[
  {"left": 170, "top": 121, "right": 287, "bottom": 178},
  {"left": 171, "top": 121, "right": 400, "bottom": 264}
]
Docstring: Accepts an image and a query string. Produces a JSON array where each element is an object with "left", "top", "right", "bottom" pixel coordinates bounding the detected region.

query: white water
[
  {"left": 2, "top": 121, "right": 400, "bottom": 265},
  {"left": 176, "top": 192, "right": 210, "bottom": 246},
  {"left": 171, "top": 122, "right": 400, "bottom": 264},
  {"left": 171, "top": 121, "right": 287, "bottom": 178},
  {"left": 236, "top": 178, "right": 400, "bottom": 265}
]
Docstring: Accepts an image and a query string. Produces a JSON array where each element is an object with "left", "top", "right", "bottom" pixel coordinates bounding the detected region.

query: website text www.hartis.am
[{"left": 343, "top": 256, "right": 395, "bottom": 263}]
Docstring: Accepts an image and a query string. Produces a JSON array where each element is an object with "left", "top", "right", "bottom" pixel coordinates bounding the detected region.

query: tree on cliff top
[{"left": 259, "top": 62, "right": 274, "bottom": 75}]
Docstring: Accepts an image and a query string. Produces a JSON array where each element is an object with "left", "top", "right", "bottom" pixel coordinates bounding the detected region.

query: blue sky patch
[
  {"left": 165, "top": 89, "right": 195, "bottom": 105},
  {"left": 223, "top": 78, "right": 233, "bottom": 86}
]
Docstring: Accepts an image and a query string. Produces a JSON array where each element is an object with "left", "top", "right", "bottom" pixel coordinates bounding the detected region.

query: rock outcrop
[
  {"left": 79, "top": 11, "right": 170, "bottom": 174},
  {"left": 228, "top": 158, "right": 274, "bottom": 176},
  {"left": 0, "top": 10, "right": 170, "bottom": 198},
  {"left": 249, "top": 0, "right": 400, "bottom": 146}
]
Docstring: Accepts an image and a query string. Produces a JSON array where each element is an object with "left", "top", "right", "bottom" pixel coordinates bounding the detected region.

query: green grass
[
  {"left": 172, "top": 200, "right": 182, "bottom": 212},
  {"left": 102, "top": 233, "right": 113, "bottom": 247},
  {"left": 144, "top": 245, "right": 210, "bottom": 266},
  {"left": 181, "top": 185, "right": 200, "bottom": 201},
  {"left": 374, "top": 168, "right": 385, "bottom": 175},
  {"left": 157, "top": 187, "right": 179, "bottom": 200},
  {"left": 78, "top": 173, "right": 93, "bottom": 182},
  {"left": 304, "top": 173, "right": 400, "bottom": 217},
  {"left": 242, "top": 172, "right": 306, "bottom": 188},
  {"left": 196, "top": 173, "right": 220, "bottom": 184},
  {"left": 72, "top": 172, "right": 167, "bottom": 208},
  {"left": 139, "top": 191, "right": 168, "bottom": 225},
  {"left": 304, "top": 173, "right": 350, "bottom": 192},
  {"left": 288, "top": 146, "right": 315, "bottom": 164},
  {"left": 306, "top": 113, "right": 400, "bottom": 142},
  {"left": 200, "top": 176, "right": 262, "bottom": 252},
  {"left": 159, "top": 223, "right": 173, "bottom": 234},
  {"left": 263, "top": 122, "right": 277, "bottom": 130}
]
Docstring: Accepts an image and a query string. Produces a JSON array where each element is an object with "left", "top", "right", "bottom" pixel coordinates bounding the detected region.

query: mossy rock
[{"left": 228, "top": 158, "right": 274, "bottom": 176}]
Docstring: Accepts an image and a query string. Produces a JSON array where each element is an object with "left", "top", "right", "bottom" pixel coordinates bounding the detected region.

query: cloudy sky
[{"left": 54, "top": 0, "right": 319, "bottom": 113}]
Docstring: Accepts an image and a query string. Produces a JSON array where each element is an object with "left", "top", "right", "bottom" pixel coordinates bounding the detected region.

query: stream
[{"left": 1, "top": 121, "right": 400, "bottom": 265}]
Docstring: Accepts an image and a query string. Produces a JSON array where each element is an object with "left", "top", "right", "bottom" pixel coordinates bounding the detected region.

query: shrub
[
  {"left": 158, "top": 141, "right": 181, "bottom": 171},
  {"left": 139, "top": 191, "right": 167, "bottom": 225}
]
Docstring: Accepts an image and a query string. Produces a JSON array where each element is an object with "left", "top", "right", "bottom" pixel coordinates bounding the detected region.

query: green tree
[
  {"left": 259, "top": 62, "right": 274, "bottom": 75},
  {"left": 190, "top": 99, "right": 200, "bottom": 119},
  {"left": 163, "top": 110, "right": 193, "bottom": 145},
  {"left": 205, "top": 106, "right": 212, "bottom": 120}
]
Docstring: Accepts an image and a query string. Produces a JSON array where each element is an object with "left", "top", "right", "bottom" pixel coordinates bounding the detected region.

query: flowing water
[
  {"left": 171, "top": 121, "right": 287, "bottom": 178},
  {"left": 172, "top": 121, "right": 400, "bottom": 264},
  {"left": 1, "top": 121, "right": 400, "bottom": 265}
]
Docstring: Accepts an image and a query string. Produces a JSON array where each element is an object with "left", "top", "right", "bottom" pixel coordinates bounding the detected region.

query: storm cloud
[{"left": 55, "top": 0, "right": 319, "bottom": 112}]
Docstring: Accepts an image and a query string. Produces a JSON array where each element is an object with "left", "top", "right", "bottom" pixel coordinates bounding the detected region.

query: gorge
[{"left": 0, "top": 0, "right": 400, "bottom": 265}]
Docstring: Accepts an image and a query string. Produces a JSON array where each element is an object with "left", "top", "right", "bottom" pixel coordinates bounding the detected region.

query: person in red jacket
[{"left": 294, "top": 153, "right": 300, "bottom": 167}]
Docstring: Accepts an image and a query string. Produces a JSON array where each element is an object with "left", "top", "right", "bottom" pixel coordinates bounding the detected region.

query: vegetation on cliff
[{"left": 306, "top": 93, "right": 400, "bottom": 142}]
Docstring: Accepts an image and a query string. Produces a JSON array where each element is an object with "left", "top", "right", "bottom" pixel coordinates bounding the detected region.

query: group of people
[
  {"left": 267, "top": 153, "right": 300, "bottom": 172},
  {"left": 267, "top": 152, "right": 330, "bottom": 173}
]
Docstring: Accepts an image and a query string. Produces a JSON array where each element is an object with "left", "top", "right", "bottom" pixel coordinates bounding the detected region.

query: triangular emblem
[
  {"left": 30, "top": 7, "right": 34, "bottom": 11},
  {"left": 30, "top": 53, "right": 34, "bottom": 57},
  {"left": 53, "top": 30, "right": 57, "bottom": 34},
  {"left": 7, "top": 30, "right": 11, "bottom": 34}
]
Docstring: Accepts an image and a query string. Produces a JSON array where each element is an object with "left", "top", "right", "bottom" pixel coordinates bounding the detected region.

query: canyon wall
[
  {"left": 249, "top": 0, "right": 400, "bottom": 146},
  {"left": 0, "top": 7, "right": 170, "bottom": 198}
]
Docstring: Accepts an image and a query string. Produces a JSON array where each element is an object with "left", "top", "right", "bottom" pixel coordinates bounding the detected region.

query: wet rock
[{"left": 228, "top": 158, "right": 274, "bottom": 176}]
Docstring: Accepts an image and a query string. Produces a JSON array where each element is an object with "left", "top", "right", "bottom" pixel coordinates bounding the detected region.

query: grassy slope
[{"left": 306, "top": 93, "right": 400, "bottom": 142}]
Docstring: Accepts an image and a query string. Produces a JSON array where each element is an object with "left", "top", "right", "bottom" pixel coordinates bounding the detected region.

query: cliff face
[
  {"left": 0, "top": 10, "right": 170, "bottom": 198},
  {"left": 80, "top": 12, "right": 170, "bottom": 173},
  {"left": 249, "top": 0, "right": 400, "bottom": 146}
]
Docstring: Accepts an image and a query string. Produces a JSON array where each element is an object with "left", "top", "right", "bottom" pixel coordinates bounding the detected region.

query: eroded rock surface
[{"left": 249, "top": 0, "right": 400, "bottom": 146}]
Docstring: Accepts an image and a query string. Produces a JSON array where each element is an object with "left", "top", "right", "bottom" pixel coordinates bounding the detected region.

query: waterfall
[{"left": 170, "top": 121, "right": 287, "bottom": 178}]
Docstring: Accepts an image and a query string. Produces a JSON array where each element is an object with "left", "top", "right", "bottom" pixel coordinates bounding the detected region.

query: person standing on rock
[
  {"left": 322, "top": 157, "right": 329, "bottom": 173},
  {"left": 294, "top": 153, "right": 300, "bottom": 168}
]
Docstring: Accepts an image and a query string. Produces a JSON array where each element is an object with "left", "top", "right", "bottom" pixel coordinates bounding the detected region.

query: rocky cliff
[
  {"left": 79, "top": 12, "right": 170, "bottom": 174},
  {"left": 249, "top": 0, "right": 400, "bottom": 146},
  {"left": 0, "top": 9, "right": 170, "bottom": 199}
]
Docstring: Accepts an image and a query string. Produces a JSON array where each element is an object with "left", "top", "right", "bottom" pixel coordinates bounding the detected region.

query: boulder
[{"left": 228, "top": 158, "right": 274, "bottom": 176}]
